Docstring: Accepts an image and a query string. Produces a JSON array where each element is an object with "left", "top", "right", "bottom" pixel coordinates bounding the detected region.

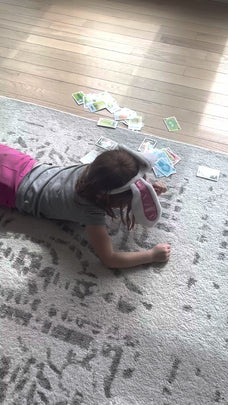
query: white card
[
  {"left": 196, "top": 166, "right": 220, "bottom": 182},
  {"left": 95, "top": 136, "right": 118, "bottom": 150}
]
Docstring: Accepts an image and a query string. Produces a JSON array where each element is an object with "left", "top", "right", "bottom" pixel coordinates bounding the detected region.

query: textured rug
[{"left": 0, "top": 97, "right": 228, "bottom": 405}]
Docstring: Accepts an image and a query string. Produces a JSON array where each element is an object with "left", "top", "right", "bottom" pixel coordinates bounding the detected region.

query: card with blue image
[
  {"left": 155, "top": 157, "right": 176, "bottom": 177},
  {"left": 153, "top": 166, "right": 165, "bottom": 178}
]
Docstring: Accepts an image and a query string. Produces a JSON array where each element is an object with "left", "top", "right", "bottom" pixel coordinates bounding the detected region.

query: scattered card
[
  {"left": 87, "top": 100, "right": 106, "bottom": 112},
  {"left": 83, "top": 94, "right": 96, "bottom": 108},
  {"left": 155, "top": 157, "right": 176, "bottom": 177},
  {"left": 95, "top": 136, "right": 118, "bottom": 150},
  {"left": 114, "top": 108, "right": 137, "bottom": 121},
  {"left": 106, "top": 102, "right": 120, "bottom": 114},
  {"left": 162, "top": 147, "right": 181, "bottom": 165},
  {"left": 72, "top": 90, "right": 145, "bottom": 131},
  {"left": 164, "top": 116, "right": 181, "bottom": 132},
  {"left": 128, "top": 116, "right": 144, "bottom": 131},
  {"left": 153, "top": 166, "right": 165, "bottom": 178},
  {"left": 103, "top": 94, "right": 120, "bottom": 113},
  {"left": 72, "top": 91, "right": 84, "bottom": 105},
  {"left": 80, "top": 150, "right": 101, "bottom": 164},
  {"left": 197, "top": 166, "right": 220, "bottom": 182},
  {"left": 138, "top": 137, "right": 157, "bottom": 152},
  {"left": 97, "top": 118, "right": 118, "bottom": 128},
  {"left": 146, "top": 149, "right": 169, "bottom": 163}
]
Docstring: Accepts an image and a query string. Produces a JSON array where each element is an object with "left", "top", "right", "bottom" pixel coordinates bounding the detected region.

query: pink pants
[{"left": 0, "top": 144, "right": 37, "bottom": 208}]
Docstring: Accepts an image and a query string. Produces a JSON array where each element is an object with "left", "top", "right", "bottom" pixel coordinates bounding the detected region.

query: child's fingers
[{"left": 153, "top": 182, "right": 167, "bottom": 194}]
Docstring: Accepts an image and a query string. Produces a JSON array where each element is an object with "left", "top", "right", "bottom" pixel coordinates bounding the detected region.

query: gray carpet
[{"left": 0, "top": 96, "right": 228, "bottom": 405}]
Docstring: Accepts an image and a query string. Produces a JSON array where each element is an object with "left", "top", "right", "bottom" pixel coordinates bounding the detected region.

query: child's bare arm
[{"left": 86, "top": 225, "right": 170, "bottom": 269}]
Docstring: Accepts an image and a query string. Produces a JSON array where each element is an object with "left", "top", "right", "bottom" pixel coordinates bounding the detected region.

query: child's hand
[
  {"left": 153, "top": 181, "right": 167, "bottom": 195},
  {"left": 149, "top": 244, "right": 171, "bottom": 262}
]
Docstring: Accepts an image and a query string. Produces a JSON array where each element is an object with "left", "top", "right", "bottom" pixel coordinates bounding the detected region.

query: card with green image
[
  {"left": 72, "top": 91, "right": 84, "bottom": 105},
  {"left": 164, "top": 116, "right": 181, "bottom": 131},
  {"left": 97, "top": 118, "right": 118, "bottom": 128},
  {"left": 88, "top": 100, "right": 106, "bottom": 112}
]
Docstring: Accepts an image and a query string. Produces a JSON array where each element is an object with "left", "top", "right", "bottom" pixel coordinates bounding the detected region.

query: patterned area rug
[{"left": 0, "top": 97, "right": 228, "bottom": 405}]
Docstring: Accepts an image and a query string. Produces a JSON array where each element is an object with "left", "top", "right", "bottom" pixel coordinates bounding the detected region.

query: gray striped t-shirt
[{"left": 15, "top": 163, "right": 105, "bottom": 226}]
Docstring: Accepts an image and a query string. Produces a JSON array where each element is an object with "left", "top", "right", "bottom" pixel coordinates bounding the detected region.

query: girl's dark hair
[{"left": 76, "top": 149, "right": 140, "bottom": 229}]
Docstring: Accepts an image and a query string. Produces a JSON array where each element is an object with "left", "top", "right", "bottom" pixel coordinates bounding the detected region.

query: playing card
[
  {"left": 164, "top": 116, "right": 181, "bottom": 131},
  {"left": 83, "top": 94, "right": 97, "bottom": 108},
  {"left": 95, "top": 136, "right": 118, "bottom": 150},
  {"left": 153, "top": 166, "right": 165, "bottom": 178},
  {"left": 106, "top": 100, "right": 120, "bottom": 113},
  {"left": 82, "top": 91, "right": 119, "bottom": 113},
  {"left": 97, "top": 118, "right": 118, "bottom": 128},
  {"left": 146, "top": 149, "right": 172, "bottom": 164},
  {"left": 155, "top": 158, "right": 176, "bottom": 177},
  {"left": 87, "top": 100, "right": 106, "bottom": 112},
  {"left": 128, "top": 116, "right": 144, "bottom": 131},
  {"left": 80, "top": 150, "right": 101, "bottom": 164},
  {"left": 138, "top": 137, "right": 157, "bottom": 152},
  {"left": 72, "top": 91, "right": 84, "bottom": 105},
  {"left": 162, "top": 148, "right": 181, "bottom": 165},
  {"left": 196, "top": 166, "right": 220, "bottom": 181},
  {"left": 114, "top": 108, "right": 137, "bottom": 121},
  {"left": 102, "top": 93, "right": 120, "bottom": 113}
]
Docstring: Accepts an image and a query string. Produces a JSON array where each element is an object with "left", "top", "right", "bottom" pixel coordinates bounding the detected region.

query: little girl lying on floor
[{"left": 0, "top": 143, "right": 170, "bottom": 268}]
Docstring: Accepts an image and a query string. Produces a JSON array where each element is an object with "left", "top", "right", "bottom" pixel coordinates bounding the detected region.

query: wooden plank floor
[{"left": 0, "top": 0, "right": 228, "bottom": 153}]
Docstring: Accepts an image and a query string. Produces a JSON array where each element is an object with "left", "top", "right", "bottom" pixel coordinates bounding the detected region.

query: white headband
[
  {"left": 108, "top": 145, "right": 162, "bottom": 227},
  {"left": 109, "top": 170, "right": 145, "bottom": 195}
]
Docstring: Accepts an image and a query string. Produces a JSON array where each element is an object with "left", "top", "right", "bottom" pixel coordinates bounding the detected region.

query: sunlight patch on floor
[{"left": 201, "top": 40, "right": 228, "bottom": 133}]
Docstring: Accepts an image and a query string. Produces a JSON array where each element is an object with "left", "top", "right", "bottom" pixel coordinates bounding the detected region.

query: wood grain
[{"left": 0, "top": 0, "right": 227, "bottom": 153}]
